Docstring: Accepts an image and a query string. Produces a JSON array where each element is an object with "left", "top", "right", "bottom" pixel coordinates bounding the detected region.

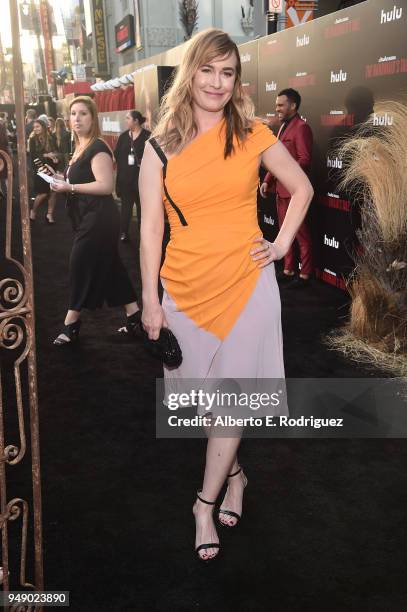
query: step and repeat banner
[{"left": 242, "top": 0, "right": 406, "bottom": 289}]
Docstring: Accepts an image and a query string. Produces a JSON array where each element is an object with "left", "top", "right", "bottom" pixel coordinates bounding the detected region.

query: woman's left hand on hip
[{"left": 250, "top": 236, "right": 283, "bottom": 268}]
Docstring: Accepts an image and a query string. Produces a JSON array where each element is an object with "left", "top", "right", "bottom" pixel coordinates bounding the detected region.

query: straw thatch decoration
[{"left": 326, "top": 101, "right": 407, "bottom": 376}]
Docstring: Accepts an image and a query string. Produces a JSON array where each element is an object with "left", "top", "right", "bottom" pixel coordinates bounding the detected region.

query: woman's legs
[
  {"left": 218, "top": 457, "right": 247, "bottom": 527},
  {"left": 30, "top": 193, "right": 47, "bottom": 219},
  {"left": 53, "top": 309, "right": 81, "bottom": 345},
  {"left": 65, "top": 309, "right": 81, "bottom": 325},
  {"left": 193, "top": 431, "right": 243, "bottom": 560},
  {"left": 46, "top": 192, "right": 56, "bottom": 222},
  {"left": 124, "top": 302, "right": 140, "bottom": 316},
  {"left": 118, "top": 302, "right": 141, "bottom": 335}
]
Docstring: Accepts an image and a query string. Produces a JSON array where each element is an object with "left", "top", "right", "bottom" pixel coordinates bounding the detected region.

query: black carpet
[{"left": 5, "top": 197, "right": 407, "bottom": 611}]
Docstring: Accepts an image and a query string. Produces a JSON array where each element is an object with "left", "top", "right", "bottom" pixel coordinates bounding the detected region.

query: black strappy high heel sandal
[
  {"left": 117, "top": 310, "right": 142, "bottom": 337},
  {"left": 218, "top": 467, "right": 248, "bottom": 528},
  {"left": 53, "top": 320, "right": 81, "bottom": 346},
  {"left": 194, "top": 490, "right": 220, "bottom": 562}
]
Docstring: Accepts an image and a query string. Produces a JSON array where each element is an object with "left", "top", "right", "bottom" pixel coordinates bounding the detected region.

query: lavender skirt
[{"left": 161, "top": 264, "right": 287, "bottom": 418}]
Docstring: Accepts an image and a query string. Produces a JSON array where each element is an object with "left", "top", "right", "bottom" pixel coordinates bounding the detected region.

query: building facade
[
  {"left": 0, "top": 0, "right": 357, "bottom": 104},
  {"left": 106, "top": 0, "right": 257, "bottom": 78}
]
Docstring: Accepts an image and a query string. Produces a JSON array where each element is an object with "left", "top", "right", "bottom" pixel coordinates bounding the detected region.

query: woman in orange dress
[{"left": 139, "top": 29, "right": 313, "bottom": 561}]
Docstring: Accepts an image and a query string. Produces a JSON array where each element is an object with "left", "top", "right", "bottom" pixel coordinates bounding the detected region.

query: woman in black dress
[
  {"left": 50, "top": 96, "right": 140, "bottom": 345},
  {"left": 28, "top": 119, "right": 59, "bottom": 223},
  {"left": 114, "top": 110, "right": 150, "bottom": 242}
]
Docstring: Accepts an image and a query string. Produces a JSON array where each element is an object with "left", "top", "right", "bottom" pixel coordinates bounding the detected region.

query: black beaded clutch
[{"left": 141, "top": 327, "right": 183, "bottom": 368}]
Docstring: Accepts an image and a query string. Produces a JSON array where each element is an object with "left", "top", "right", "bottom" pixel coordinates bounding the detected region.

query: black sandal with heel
[
  {"left": 53, "top": 320, "right": 81, "bottom": 346},
  {"left": 195, "top": 490, "right": 220, "bottom": 562},
  {"left": 117, "top": 310, "right": 142, "bottom": 337},
  {"left": 218, "top": 467, "right": 248, "bottom": 528}
]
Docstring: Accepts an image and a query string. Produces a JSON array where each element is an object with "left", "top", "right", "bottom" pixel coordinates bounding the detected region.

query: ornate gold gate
[{"left": 0, "top": 1, "right": 44, "bottom": 609}]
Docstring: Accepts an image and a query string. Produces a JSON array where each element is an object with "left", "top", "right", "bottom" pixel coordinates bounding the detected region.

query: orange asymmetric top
[{"left": 160, "top": 118, "right": 277, "bottom": 341}]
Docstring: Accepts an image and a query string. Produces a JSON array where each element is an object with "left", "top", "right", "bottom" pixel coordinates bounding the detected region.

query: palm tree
[{"left": 179, "top": 0, "right": 199, "bottom": 40}]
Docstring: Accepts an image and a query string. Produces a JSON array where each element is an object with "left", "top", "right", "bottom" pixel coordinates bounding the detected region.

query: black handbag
[{"left": 141, "top": 327, "right": 183, "bottom": 368}]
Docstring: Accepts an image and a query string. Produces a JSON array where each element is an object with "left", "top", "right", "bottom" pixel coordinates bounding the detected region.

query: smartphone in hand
[
  {"left": 35, "top": 160, "right": 56, "bottom": 176},
  {"left": 37, "top": 171, "right": 54, "bottom": 184}
]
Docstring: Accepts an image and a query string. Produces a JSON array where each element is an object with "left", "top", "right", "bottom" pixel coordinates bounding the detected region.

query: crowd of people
[
  {"left": 24, "top": 109, "right": 72, "bottom": 223},
  {"left": 20, "top": 27, "right": 316, "bottom": 562},
  {"left": 22, "top": 95, "right": 314, "bottom": 286}
]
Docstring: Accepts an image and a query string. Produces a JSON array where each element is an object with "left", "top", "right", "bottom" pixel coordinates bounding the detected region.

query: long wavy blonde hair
[{"left": 152, "top": 28, "right": 255, "bottom": 158}]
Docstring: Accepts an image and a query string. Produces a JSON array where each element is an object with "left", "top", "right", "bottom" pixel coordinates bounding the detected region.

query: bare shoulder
[
  {"left": 143, "top": 139, "right": 166, "bottom": 168},
  {"left": 91, "top": 150, "right": 113, "bottom": 164}
]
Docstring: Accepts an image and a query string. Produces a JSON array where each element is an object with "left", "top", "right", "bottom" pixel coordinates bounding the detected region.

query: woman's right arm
[
  {"left": 261, "top": 141, "right": 313, "bottom": 256},
  {"left": 138, "top": 141, "right": 167, "bottom": 340}
]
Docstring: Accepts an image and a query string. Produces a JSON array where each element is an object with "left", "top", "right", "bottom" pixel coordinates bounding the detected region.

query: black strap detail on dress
[{"left": 149, "top": 137, "right": 188, "bottom": 227}]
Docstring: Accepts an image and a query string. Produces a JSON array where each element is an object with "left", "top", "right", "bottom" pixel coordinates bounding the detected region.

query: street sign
[
  {"left": 91, "top": 0, "right": 110, "bottom": 77},
  {"left": 269, "top": 0, "right": 283, "bottom": 13},
  {"left": 115, "top": 15, "right": 136, "bottom": 53}
]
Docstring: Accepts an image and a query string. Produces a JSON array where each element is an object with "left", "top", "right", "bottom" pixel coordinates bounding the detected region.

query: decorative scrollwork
[
  {"left": 1, "top": 1, "right": 43, "bottom": 597},
  {"left": 0, "top": 278, "right": 27, "bottom": 313},
  {"left": 0, "top": 314, "right": 29, "bottom": 467},
  {"left": 0, "top": 317, "right": 25, "bottom": 350},
  {"left": 4, "top": 445, "right": 20, "bottom": 461},
  {"left": 5, "top": 499, "right": 36, "bottom": 590},
  {"left": 8, "top": 502, "right": 22, "bottom": 522}
]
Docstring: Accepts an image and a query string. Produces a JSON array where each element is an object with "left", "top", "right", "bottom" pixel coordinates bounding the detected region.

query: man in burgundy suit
[{"left": 260, "top": 88, "right": 313, "bottom": 289}]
